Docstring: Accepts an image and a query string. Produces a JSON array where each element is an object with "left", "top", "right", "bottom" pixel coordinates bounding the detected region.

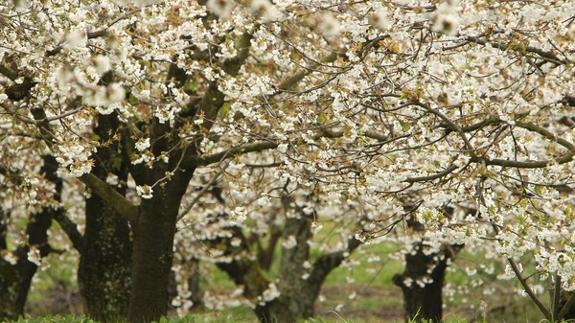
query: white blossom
[
  {"left": 135, "top": 138, "right": 151, "bottom": 152},
  {"left": 136, "top": 185, "right": 154, "bottom": 199}
]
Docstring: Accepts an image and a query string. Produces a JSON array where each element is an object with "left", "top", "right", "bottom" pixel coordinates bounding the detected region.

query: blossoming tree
[{"left": 1, "top": 0, "right": 575, "bottom": 322}]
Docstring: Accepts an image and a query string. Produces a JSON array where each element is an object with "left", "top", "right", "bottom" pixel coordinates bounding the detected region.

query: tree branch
[
  {"left": 404, "top": 164, "right": 459, "bottom": 183},
  {"left": 51, "top": 208, "right": 84, "bottom": 251},
  {"left": 508, "top": 258, "right": 552, "bottom": 320},
  {"left": 80, "top": 174, "right": 139, "bottom": 223},
  {"left": 309, "top": 236, "right": 362, "bottom": 284},
  {"left": 466, "top": 36, "right": 568, "bottom": 65},
  {"left": 194, "top": 141, "right": 279, "bottom": 166},
  {"left": 24, "top": 106, "right": 139, "bottom": 223},
  {"left": 475, "top": 151, "right": 575, "bottom": 169},
  {"left": 515, "top": 121, "right": 575, "bottom": 151},
  {"left": 277, "top": 52, "right": 338, "bottom": 91}
]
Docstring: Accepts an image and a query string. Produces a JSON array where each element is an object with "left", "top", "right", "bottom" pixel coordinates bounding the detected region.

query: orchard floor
[{"left": 19, "top": 243, "right": 545, "bottom": 323}]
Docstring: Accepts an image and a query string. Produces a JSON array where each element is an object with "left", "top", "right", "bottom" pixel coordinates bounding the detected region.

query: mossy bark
[
  {"left": 187, "top": 258, "right": 204, "bottom": 309},
  {"left": 78, "top": 113, "right": 133, "bottom": 322},
  {"left": 258, "top": 211, "right": 317, "bottom": 322},
  {"left": 79, "top": 198, "right": 132, "bottom": 322}
]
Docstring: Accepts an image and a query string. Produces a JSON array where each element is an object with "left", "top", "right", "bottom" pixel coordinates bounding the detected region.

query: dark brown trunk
[
  {"left": 128, "top": 173, "right": 193, "bottom": 322},
  {"left": 78, "top": 113, "right": 132, "bottom": 322},
  {"left": 128, "top": 197, "right": 175, "bottom": 322},
  {"left": 253, "top": 284, "right": 322, "bottom": 323},
  {"left": 394, "top": 244, "right": 450, "bottom": 323},
  {"left": 559, "top": 291, "right": 575, "bottom": 320},
  {"left": 255, "top": 299, "right": 304, "bottom": 323},
  {"left": 79, "top": 197, "right": 132, "bottom": 322},
  {"left": 0, "top": 258, "right": 20, "bottom": 320},
  {"left": 393, "top": 206, "right": 464, "bottom": 323},
  {"left": 0, "top": 156, "right": 57, "bottom": 319},
  {"left": 0, "top": 210, "right": 52, "bottom": 319}
]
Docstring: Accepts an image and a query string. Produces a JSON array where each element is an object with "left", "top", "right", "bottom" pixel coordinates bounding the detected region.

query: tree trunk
[
  {"left": 128, "top": 174, "right": 193, "bottom": 322},
  {"left": 253, "top": 286, "right": 321, "bottom": 323},
  {"left": 79, "top": 197, "right": 132, "bottom": 322},
  {"left": 0, "top": 258, "right": 20, "bottom": 320},
  {"left": 215, "top": 237, "right": 307, "bottom": 323},
  {"left": 78, "top": 113, "right": 132, "bottom": 322},
  {"left": 168, "top": 258, "right": 203, "bottom": 311},
  {"left": 394, "top": 244, "right": 449, "bottom": 323},
  {"left": 254, "top": 297, "right": 314, "bottom": 323},
  {"left": 0, "top": 156, "right": 57, "bottom": 319},
  {"left": 393, "top": 206, "right": 464, "bottom": 323},
  {"left": 559, "top": 291, "right": 575, "bottom": 320},
  {"left": 128, "top": 197, "right": 176, "bottom": 322},
  {"left": 264, "top": 204, "right": 317, "bottom": 322},
  {"left": 216, "top": 197, "right": 361, "bottom": 323},
  {"left": 0, "top": 210, "right": 52, "bottom": 319},
  {"left": 187, "top": 258, "right": 204, "bottom": 309}
]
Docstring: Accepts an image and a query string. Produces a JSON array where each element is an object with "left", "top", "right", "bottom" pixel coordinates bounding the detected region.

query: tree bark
[
  {"left": 128, "top": 173, "right": 193, "bottom": 322},
  {"left": 0, "top": 156, "right": 58, "bottom": 320},
  {"left": 393, "top": 205, "right": 464, "bottom": 323},
  {"left": 187, "top": 258, "right": 204, "bottom": 309},
  {"left": 255, "top": 298, "right": 312, "bottom": 323},
  {"left": 0, "top": 210, "right": 53, "bottom": 320},
  {"left": 265, "top": 206, "right": 316, "bottom": 322},
  {"left": 393, "top": 244, "right": 449, "bottom": 323},
  {"left": 124, "top": 30, "right": 249, "bottom": 322},
  {"left": 79, "top": 197, "right": 132, "bottom": 322},
  {"left": 559, "top": 291, "right": 575, "bottom": 320},
  {"left": 77, "top": 113, "right": 133, "bottom": 322},
  {"left": 215, "top": 200, "right": 361, "bottom": 323}
]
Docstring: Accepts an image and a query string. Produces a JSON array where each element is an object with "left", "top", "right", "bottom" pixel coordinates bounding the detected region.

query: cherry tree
[{"left": 2, "top": 0, "right": 575, "bottom": 322}]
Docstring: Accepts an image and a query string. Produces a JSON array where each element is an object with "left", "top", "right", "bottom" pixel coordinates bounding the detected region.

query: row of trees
[{"left": 1, "top": 0, "right": 575, "bottom": 322}]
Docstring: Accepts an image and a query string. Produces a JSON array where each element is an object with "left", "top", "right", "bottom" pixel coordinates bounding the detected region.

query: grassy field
[{"left": 18, "top": 240, "right": 546, "bottom": 323}]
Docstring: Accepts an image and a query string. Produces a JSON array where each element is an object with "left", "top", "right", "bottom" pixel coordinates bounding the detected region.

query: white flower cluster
[{"left": 55, "top": 142, "right": 94, "bottom": 177}]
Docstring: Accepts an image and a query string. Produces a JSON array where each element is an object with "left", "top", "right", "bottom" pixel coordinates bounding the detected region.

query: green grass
[{"left": 7, "top": 315, "right": 96, "bottom": 323}]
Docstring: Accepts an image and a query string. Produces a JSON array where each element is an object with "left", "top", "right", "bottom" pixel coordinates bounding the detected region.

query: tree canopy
[{"left": 1, "top": 0, "right": 575, "bottom": 322}]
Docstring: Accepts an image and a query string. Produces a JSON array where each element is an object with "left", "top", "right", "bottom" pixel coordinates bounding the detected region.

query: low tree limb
[
  {"left": 51, "top": 209, "right": 84, "bottom": 251},
  {"left": 80, "top": 174, "right": 139, "bottom": 223}
]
